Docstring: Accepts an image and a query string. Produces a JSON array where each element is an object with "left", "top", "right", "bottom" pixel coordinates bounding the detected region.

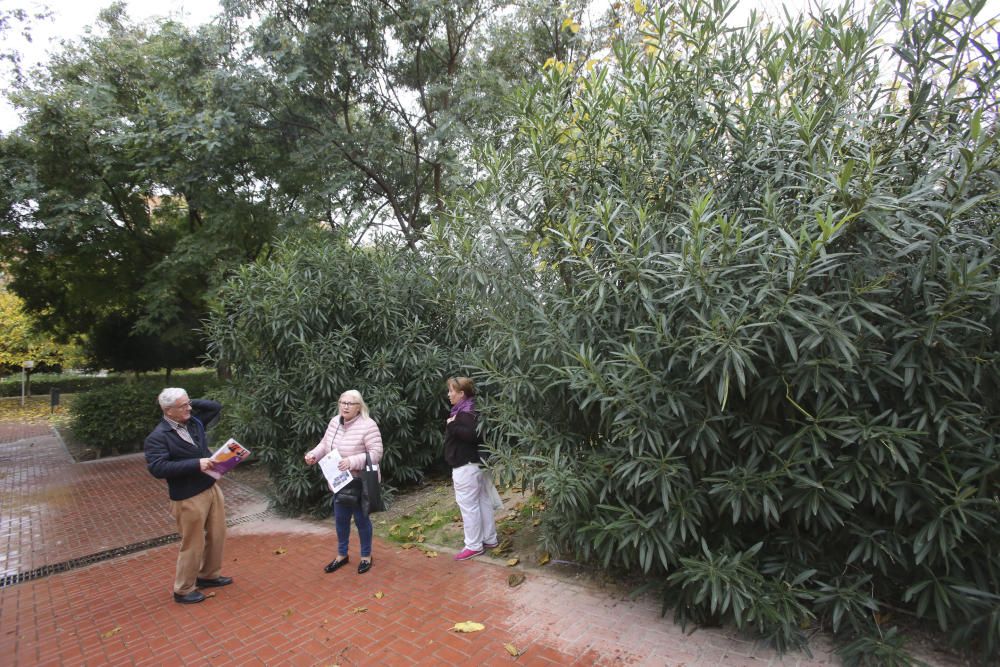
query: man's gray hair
[{"left": 158, "top": 387, "right": 189, "bottom": 410}]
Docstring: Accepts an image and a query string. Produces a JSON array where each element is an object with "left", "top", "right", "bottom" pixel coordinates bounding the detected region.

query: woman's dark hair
[{"left": 447, "top": 376, "right": 476, "bottom": 397}]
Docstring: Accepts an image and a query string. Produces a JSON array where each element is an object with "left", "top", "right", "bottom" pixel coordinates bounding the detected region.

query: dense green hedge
[
  {"left": 68, "top": 373, "right": 222, "bottom": 456},
  {"left": 434, "top": 0, "right": 999, "bottom": 662},
  {"left": 0, "top": 373, "right": 125, "bottom": 397}
]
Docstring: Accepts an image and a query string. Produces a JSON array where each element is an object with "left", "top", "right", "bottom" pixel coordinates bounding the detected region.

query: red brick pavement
[
  {"left": 0, "top": 421, "right": 965, "bottom": 666},
  {"left": 0, "top": 427, "right": 266, "bottom": 579},
  {"left": 2, "top": 523, "right": 845, "bottom": 667}
]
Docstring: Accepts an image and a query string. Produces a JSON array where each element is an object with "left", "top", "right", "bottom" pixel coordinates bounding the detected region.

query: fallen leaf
[
  {"left": 401, "top": 543, "right": 415, "bottom": 549},
  {"left": 374, "top": 591, "right": 385, "bottom": 599},
  {"left": 452, "top": 621, "right": 485, "bottom": 633},
  {"left": 504, "top": 643, "right": 522, "bottom": 657},
  {"left": 538, "top": 552, "right": 551, "bottom": 566},
  {"left": 389, "top": 524, "right": 401, "bottom": 534},
  {"left": 506, "top": 558, "right": 519, "bottom": 567},
  {"left": 507, "top": 573, "right": 526, "bottom": 587},
  {"left": 425, "top": 550, "right": 439, "bottom": 558},
  {"left": 416, "top": 535, "right": 426, "bottom": 543},
  {"left": 352, "top": 607, "right": 368, "bottom": 614},
  {"left": 532, "top": 518, "right": 541, "bottom": 526},
  {"left": 282, "top": 609, "right": 294, "bottom": 617},
  {"left": 101, "top": 626, "right": 122, "bottom": 639},
  {"left": 273, "top": 547, "right": 287, "bottom": 555},
  {"left": 204, "top": 591, "right": 216, "bottom": 598}
]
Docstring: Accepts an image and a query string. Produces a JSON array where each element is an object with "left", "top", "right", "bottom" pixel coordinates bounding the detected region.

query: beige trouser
[{"left": 169, "top": 484, "right": 226, "bottom": 595}]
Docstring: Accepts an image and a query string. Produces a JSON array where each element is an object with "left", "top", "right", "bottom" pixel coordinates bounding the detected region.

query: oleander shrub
[
  {"left": 434, "top": 0, "right": 999, "bottom": 661},
  {"left": 204, "top": 233, "right": 461, "bottom": 513}
]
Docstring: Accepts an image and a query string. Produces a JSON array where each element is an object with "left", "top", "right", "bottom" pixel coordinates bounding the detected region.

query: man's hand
[{"left": 199, "top": 458, "right": 216, "bottom": 472}]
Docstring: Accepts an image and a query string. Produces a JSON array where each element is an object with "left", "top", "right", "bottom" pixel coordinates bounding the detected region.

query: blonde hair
[{"left": 341, "top": 389, "right": 370, "bottom": 418}]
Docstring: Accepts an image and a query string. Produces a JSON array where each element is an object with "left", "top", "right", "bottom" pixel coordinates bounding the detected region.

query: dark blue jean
[{"left": 332, "top": 496, "right": 373, "bottom": 558}]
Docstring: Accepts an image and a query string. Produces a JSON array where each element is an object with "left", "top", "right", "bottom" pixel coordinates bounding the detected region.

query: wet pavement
[{"left": 0, "top": 421, "right": 963, "bottom": 666}]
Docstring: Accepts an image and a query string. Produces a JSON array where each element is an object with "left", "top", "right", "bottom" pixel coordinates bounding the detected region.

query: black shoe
[
  {"left": 324, "top": 557, "right": 349, "bottom": 573},
  {"left": 173, "top": 590, "right": 207, "bottom": 604},
  {"left": 357, "top": 559, "right": 372, "bottom": 574},
  {"left": 196, "top": 576, "right": 233, "bottom": 588}
]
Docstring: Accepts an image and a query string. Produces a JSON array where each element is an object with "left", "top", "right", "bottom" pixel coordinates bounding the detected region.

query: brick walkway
[{"left": 0, "top": 422, "right": 963, "bottom": 666}]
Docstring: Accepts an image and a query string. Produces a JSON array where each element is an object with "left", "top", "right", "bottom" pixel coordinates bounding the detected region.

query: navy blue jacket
[{"left": 144, "top": 399, "right": 222, "bottom": 501}]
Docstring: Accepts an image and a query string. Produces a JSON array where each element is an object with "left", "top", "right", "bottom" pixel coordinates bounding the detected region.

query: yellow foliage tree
[{"left": 0, "top": 281, "right": 84, "bottom": 375}]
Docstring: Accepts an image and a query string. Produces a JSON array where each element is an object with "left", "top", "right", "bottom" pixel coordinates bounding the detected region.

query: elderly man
[{"left": 145, "top": 387, "right": 232, "bottom": 604}]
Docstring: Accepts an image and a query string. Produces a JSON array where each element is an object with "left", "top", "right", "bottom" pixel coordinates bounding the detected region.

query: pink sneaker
[
  {"left": 454, "top": 548, "right": 484, "bottom": 561},
  {"left": 483, "top": 541, "right": 499, "bottom": 549}
]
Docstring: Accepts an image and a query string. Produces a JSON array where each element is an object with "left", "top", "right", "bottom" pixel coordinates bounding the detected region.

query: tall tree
[
  {"left": 0, "top": 4, "right": 295, "bottom": 370},
  {"left": 217, "top": 0, "right": 601, "bottom": 247}
]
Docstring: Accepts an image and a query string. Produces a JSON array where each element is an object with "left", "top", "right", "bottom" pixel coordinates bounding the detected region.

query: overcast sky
[
  {"left": 1, "top": 0, "right": 221, "bottom": 131},
  {"left": 2, "top": 0, "right": 998, "bottom": 132}
]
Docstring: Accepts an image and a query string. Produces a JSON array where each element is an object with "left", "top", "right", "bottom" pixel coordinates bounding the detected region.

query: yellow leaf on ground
[
  {"left": 282, "top": 609, "right": 294, "bottom": 617},
  {"left": 401, "top": 543, "right": 415, "bottom": 549},
  {"left": 374, "top": 591, "right": 385, "bottom": 599},
  {"left": 504, "top": 643, "right": 522, "bottom": 657},
  {"left": 506, "top": 558, "right": 519, "bottom": 567},
  {"left": 452, "top": 621, "right": 485, "bottom": 633},
  {"left": 101, "top": 626, "right": 122, "bottom": 639},
  {"left": 507, "top": 573, "right": 526, "bottom": 587},
  {"left": 352, "top": 607, "right": 368, "bottom": 614},
  {"left": 273, "top": 547, "right": 287, "bottom": 555},
  {"left": 538, "top": 552, "right": 551, "bottom": 566}
]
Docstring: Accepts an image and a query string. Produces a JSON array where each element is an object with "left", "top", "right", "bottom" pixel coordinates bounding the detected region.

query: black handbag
[
  {"left": 361, "top": 450, "right": 385, "bottom": 514},
  {"left": 334, "top": 478, "right": 363, "bottom": 507}
]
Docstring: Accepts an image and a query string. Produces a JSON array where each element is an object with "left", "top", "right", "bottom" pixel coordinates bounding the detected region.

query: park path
[{"left": 0, "top": 420, "right": 962, "bottom": 666}]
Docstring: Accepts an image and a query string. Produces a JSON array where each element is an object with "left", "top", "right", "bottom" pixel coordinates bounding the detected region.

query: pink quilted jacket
[{"left": 307, "top": 414, "right": 384, "bottom": 489}]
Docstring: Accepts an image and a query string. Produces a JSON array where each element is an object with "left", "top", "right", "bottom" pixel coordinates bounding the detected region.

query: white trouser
[{"left": 452, "top": 463, "right": 498, "bottom": 551}]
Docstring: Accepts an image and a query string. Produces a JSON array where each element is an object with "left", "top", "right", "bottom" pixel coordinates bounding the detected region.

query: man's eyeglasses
[{"left": 339, "top": 401, "right": 360, "bottom": 407}]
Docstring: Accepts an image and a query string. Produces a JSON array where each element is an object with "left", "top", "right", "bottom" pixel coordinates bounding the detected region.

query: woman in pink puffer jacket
[{"left": 304, "top": 389, "right": 383, "bottom": 574}]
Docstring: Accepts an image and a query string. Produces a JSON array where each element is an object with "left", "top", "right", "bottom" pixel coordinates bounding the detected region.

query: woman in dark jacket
[{"left": 444, "top": 376, "right": 499, "bottom": 561}]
